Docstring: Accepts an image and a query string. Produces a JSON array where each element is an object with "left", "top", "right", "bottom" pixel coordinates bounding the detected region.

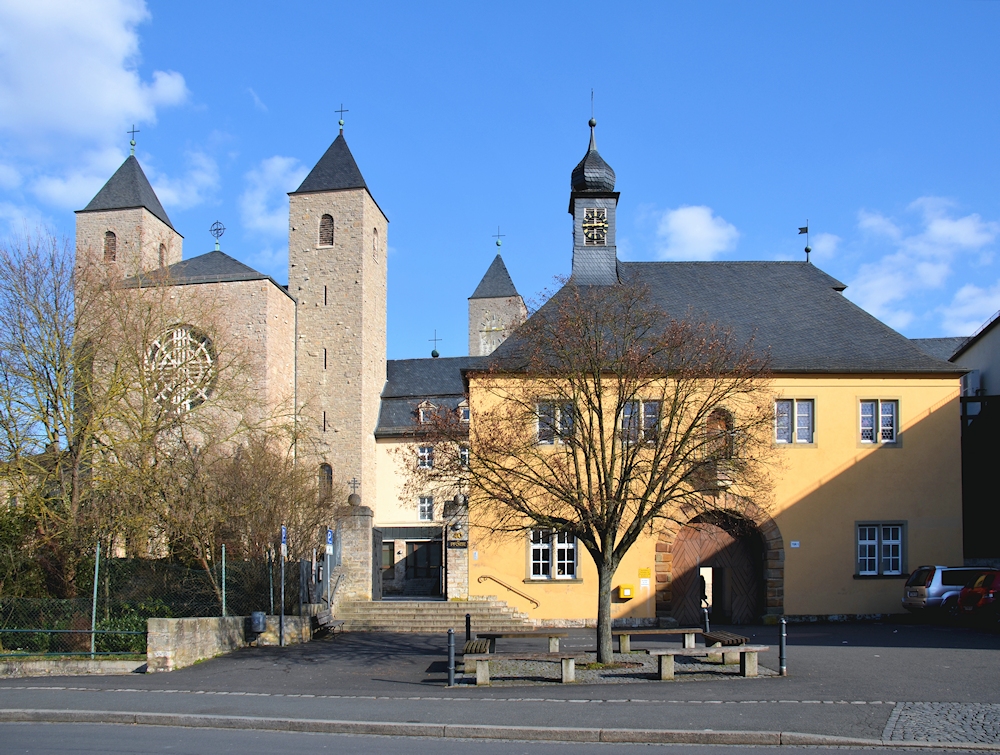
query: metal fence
[{"left": 0, "top": 546, "right": 302, "bottom": 658}]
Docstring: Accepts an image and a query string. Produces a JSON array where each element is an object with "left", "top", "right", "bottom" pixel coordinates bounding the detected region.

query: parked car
[
  {"left": 958, "top": 571, "right": 1000, "bottom": 624},
  {"left": 902, "top": 566, "right": 991, "bottom": 617}
]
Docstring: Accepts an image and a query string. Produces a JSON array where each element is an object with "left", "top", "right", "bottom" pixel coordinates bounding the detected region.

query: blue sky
[{"left": 2, "top": 1, "right": 999, "bottom": 359}]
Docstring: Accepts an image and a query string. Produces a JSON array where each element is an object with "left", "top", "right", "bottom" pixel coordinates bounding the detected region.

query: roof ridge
[
  {"left": 470, "top": 254, "right": 519, "bottom": 299},
  {"left": 292, "top": 134, "right": 368, "bottom": 194},
  {"left": 79, "top": 155, "right": 174, "bottom": 230}
]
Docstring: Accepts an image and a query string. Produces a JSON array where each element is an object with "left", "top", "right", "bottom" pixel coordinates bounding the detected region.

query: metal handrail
[{"left": 477, "top": 574, "right": 539, "bottom": 609}]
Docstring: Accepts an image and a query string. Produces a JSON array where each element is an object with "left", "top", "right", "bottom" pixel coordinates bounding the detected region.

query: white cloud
[
  {"left": 239, "top": 156, "right": 308, "bottom": 237},
  {"left": 0, "top": 200, "right": 50, "bottom": 236},
  {"left": 151, "top": 151, "right": 219, "bottom": 211},
  {"left": 846, "top": 198, "right": 1000, "bottom": 330},
  {"left": 940, "top": 281, "right": 1000, "bottom": 336},
  {"left": 0, "top": 0, "right": 188, "bottom": 151},
  {"left": 0, "top": 163, "right": 20, "bottom": 190},
  {"left": 29, "top": 147, "right": 126, "bottom": 208},
  {"left": 655, "top": 205, "right": 739, "bottom": 260},
  {"left": 248, "top": 88, "right": 268, "bottom": 113},
  {"left": 808, "top": 232, "right": 840, "bottom": 263}
]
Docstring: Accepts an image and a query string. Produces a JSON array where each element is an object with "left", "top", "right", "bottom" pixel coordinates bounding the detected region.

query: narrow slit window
[
  {"left": 158, "top": 243, "right": 166, "bottom": 268},
  {"left": 323, "top": 348, "right": 327, "bottom": 370},
  {"left": 323, "top": 411, "right": 327, "bottom": 432},
  {"left": 324, "top": 285, "right": 328, "bottom": 306}
]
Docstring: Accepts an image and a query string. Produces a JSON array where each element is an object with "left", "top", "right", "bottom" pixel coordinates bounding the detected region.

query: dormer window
[
  {"left": 319, "top": 214, "right": 334, "bottom": 246},
  {"left": 418, "top": 401, "right": 436, "bottom": 424},
  {"left": 104, "top": 231, "right": 117, "bottom": 262},
  {"left": 458, "top": 401, "right": 470, "bottom": 423}
]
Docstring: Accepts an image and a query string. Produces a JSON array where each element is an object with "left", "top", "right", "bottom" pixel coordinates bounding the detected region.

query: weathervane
[
  {"left": 492, "top": 226, "right": 505, "bottom": 248},
  {"left": 429, "top": 330, "right": 442, "bottom": 358},
  {"left": 127, "top": 125, "right": 140, "bottom": 156},
  {"left": 336, "top": 103, "right": 349, "bottom": 135},
  {"left": 210, "top": 221, "right": 226, "bottom": 251},
  {"left": 798, "top": 221, "right": 810, "bottom": 262}
]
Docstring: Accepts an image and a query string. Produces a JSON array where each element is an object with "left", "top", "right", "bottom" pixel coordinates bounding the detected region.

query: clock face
[
  {"left": 481, "top": 312, "right": 502, "bottom": 331},
  {"left": 582, "top": 207, "right": 608, "bottom": 245}
]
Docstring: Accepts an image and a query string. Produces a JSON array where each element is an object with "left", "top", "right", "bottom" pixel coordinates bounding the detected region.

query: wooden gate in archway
[{"left": 670, "top": 517, "right": 763, "bottom": 626}]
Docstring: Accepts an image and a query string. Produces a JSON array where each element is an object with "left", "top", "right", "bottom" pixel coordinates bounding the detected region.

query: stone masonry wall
[
  {"left": 76, "top": 207, "right": 182, "bottom": 280},
  {"left": 288, "top": 189, "right": 387, "bottom": 504},
  {"left": 468, "top": 295, "right": 528, "bottom": 357}
]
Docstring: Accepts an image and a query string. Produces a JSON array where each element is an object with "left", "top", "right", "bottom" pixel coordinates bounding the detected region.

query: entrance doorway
[
  {"left": 404, "top": 540, "right": 442, "bottom": 595},
  {"left": 671, "top": 514, "right": 764, "bottom": 625}
]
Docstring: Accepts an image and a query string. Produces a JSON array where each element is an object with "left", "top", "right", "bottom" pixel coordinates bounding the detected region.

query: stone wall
[
  {"left": 76, "top": 206, "right": 182, "bottom": 280},
  {"left": 329, "top": 500, "right": 376, "bottom": 602},
  {"left": 468, "top": 295, "right": 528, "bottom": 357}
]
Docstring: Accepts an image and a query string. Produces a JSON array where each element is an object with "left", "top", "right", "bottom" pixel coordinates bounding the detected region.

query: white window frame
[
  {"left": 417, "top": 445, "right": 434, "bottom": 469},
  {"left": 459, "top": 403, "right": 470, "bottom": 422},
  {"left": 459, "top": 445, "right": 470, "bottom": 468},
  {"left": 418, "top": 496, "right": 434, "bottom": 522},
  {"left": 860, "top": 399, "right": 897, "bottom": 444},
  {"left": 775, "top": 398, "right": 814, "bottom": 444},
  {"left": 418, "top": 402, "right": 436, "bottom": 424},
  {"left": 856, "top": 521, "right": 905, "bottom": 576},
  {"left": 622, "top": 400, "right": 661, "bottom": 445},
  {"left": 528, "top": 529, "right": 578, "bottom": 579},
  {"left": 537, "top": 401, "right": 573, "bottom": 445}
]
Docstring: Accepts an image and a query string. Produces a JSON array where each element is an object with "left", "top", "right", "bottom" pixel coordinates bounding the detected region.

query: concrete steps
[{"left": 338, "top": 598, "right": 533, "bottom": 633}]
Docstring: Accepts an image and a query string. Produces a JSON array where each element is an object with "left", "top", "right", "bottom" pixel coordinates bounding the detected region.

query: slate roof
[
  {"left": 120, "top": 250, "right": 294, "bottom": 300},
  {"left": 571, "top": 123, "right": 616, "bottom": 193},
  {"left": 77, "top": 155, "right": 175, "bottom": 230},
  {"left": 292, "top": 134, "right": 368, "bottom": 194},
  {"left": 487, "top": 261, "right": 962, "bottom": 375},
  {"left": 470, "top": 255, "right": 519, "bottom": 299},
  {"left": 376, "top": 356, "right": 487, "bottom": 437},
  {"left": 951, "top": 309, "right": 1000, "bottom": 361},
  {"left": 911, "top": 337, "right": 967, "bottom": 362}
]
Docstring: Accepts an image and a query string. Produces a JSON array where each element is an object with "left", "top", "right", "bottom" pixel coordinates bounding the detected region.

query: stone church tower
[
  {"left": 288, "top": 130, "right": 388, "bottom": 503},
  {"left": 75, "top": 153, "right": 183, "bottom": 280},
  {"left": 468, "top": 254, "right": 527, "bottom": 356}
]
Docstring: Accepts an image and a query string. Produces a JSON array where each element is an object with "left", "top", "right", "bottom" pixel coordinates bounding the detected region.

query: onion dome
[{"left": 571, "top": 118, "right": 616, "bottom": 192}]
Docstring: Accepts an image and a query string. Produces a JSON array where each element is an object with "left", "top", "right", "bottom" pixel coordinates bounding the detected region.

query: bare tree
[{"left": 420, "top": 280, "right": 776, "bottom": 662}]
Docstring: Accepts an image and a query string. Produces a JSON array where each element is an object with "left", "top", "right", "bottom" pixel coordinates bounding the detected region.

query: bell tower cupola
[{"left": 569, "top": 119, "right": 619, "bottom": 286}]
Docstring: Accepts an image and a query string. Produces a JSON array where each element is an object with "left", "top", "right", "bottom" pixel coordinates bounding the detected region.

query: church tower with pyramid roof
[
  {"left": 75, "top": 153, "right": 183, "bottom": 279},
  {"left": 468, "top": 253, "right": 526, "bottom": 356},
  {"left": 288, "top": 129, "right": 388, "bottom": 505}
]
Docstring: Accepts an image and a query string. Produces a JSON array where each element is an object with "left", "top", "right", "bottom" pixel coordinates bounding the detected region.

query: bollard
[
  {"left": 465, "top": 613, "right": 471, "bottom": 643},
  {"left": 447, "top": 628, "right": 455, "bottom": 687},
  {"left": 702, "top": 607, "right": 711, "bottom": 634},
  {"left": 779, "top": 616, "right": 787, "bottom": 676}
]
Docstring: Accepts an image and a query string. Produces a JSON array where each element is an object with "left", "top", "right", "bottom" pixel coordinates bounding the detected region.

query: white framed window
[
  {"left": 857, "top": 522, "right": 905, "bottom": 576},
  {"left": 643, "top": 401, "right": 660, "bottom": 444},
  {"left": 529, "top": 530, "right": 577, "bottom": 579},
  {"left": 459, "top": 445, "right": 470, "bottom": 468},
  {"left": 860, "top": 400, "right": 897, "bottom": 444},
  {"left": 537, "top": 401, "right": 573, "bottom": 445},
  {"left": 417, "top": 446, "right": 434, "bottom": 469},
  {"left": 775, "top": 399, "right": 814, "bottom": 444},
  {"left": 459, "top": 404, "right": 470, "bottom": 422},
  {"left": 418, "top": 402, "right": 436, "bottom": 424},
  {"left": 622, "top": 400, "right": 661, "bottom": 445},
  {"left": 418, "top": 496, "right": 434, "bottom": 521}
]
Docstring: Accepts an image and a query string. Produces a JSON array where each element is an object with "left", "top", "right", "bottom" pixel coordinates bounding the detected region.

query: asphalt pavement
[{"left": 0, "top": 620, "right": 997, "bottom": 748}]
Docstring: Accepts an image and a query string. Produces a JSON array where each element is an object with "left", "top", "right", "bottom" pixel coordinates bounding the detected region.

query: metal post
[
  {"left": 279, "top": 555, "right": 285, "bottom": 647},
  {"left": 268, "top": 549, "right": 274, "bottom": 615},
  {"left": 447, "top": 628, "right": 455, "bottom": 687},
  {"left": 221, "top": 543, "right": 227, "bottom": 617},
  {"left": 779, "top": 616, "right": 787, "bottom": 676},
  {"left": 465, "top": 613, "right": 471, "bottom": 643},
  {"left": 90, "top": 542, "right": 101, "bottom": 659}
]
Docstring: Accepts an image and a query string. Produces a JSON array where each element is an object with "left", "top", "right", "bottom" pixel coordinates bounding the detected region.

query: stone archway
[{"left": 655, "top": 497, "right": 783, "bottom": 623}]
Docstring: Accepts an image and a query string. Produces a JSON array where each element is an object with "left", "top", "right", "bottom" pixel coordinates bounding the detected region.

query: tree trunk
[{"left": 596, "top": 561, "right": 615, "bottom": 663}]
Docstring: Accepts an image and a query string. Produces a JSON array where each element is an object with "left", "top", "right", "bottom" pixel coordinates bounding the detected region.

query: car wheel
[{"left": 944, "top": 598, "right": 961, "bottom": 622}]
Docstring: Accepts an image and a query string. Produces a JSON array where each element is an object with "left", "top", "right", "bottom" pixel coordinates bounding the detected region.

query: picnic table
[
  {"left": 476, "top": 631, "right": 569, "bottom": 653},
  {"left": 648, "top": 644, "right": 768, "bottom": 679},
  {"left": 611, "top": 627, "right": 701, "bottom": 653}
]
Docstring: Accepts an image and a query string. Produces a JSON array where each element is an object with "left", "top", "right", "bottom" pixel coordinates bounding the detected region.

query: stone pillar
[
  {"left": 336, "top": 494, "right": 375, "bottom": 601},
  {"left": 444, "top": 495, "right": 470, "bottom": 599}
]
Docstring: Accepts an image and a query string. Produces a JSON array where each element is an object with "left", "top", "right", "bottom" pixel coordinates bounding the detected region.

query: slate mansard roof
[
  {"left": 292, "top": 134, "right": 368, "bottom": 195},
  {"left": 470, "top": 255, "right": 519, "bottom": 299},
  {"left": 489, "top": 261, "right": 961, "bottom": 375},
  {"left": 77, "top": 155, "right": 176, "bottom": 231},
  {"left": 121, "top": 250, "right": 294, "bottom": 300},
  {"left": 376, "top": 356, "right": 487, "bottom": 437},
  {"left": 910, "top": 337, "right": 967, "bottom": 362}
]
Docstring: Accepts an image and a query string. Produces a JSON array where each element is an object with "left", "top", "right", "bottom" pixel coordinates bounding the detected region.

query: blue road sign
[
  {"left": 326, "top": 528, "right": 334, "bottom": 545},
  {"left": 281, "top": 525, "right": 287, "bottom": 544}
]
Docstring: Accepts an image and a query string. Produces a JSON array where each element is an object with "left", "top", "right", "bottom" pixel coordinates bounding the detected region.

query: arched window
[
  {"left": 372, "top": 227, "right": 379, "bottom": 261},
  {"left": 104, "top": 231, "right": 117, "bottom": 262},
  {"left": 706, "top": 408, "right": 735, "bottom": 460},
  {"left": 319, "top": 463, "right": 333, "bottom": 499},
  {"left": 158, "top": 243, "right": 166, "bottom": 268},
  {"left": 319, "top": 214, "right": 334, "bottom": 246}
]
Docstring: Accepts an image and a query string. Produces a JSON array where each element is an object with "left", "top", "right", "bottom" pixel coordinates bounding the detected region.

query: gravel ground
[
  {"left": 458, "top": 651, "right": 778, "bottom": 686},
  {"left": 884, "top": 702, "right": 1000, "bottom": 744}
]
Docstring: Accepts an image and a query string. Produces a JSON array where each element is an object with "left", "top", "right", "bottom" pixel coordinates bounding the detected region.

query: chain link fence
[{"left": 0, "top": 547, "right": 302, "bottom": 658}]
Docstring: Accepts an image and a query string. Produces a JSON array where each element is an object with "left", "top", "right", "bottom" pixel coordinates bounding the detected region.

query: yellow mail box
[{"left": 617, "top": 584, "right": 634, "bottom": 599}]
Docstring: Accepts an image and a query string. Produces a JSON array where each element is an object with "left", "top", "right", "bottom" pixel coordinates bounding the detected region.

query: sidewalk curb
[{"left": 1, "top": 709, "right": 999, "bottom": 750}]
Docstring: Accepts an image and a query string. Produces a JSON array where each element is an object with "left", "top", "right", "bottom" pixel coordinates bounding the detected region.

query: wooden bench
[
  {"left": 648, "top": 645, "right": 769, "bottom": 680},
  {"left": 465, "top": 652, "right": 577, "bottom": 686},
  {"left": 703, "top": 630, "right": 750, "bottom": 664},
  {"left": 312, "top": 610, "right": 345, "bottom": 634},
  {"left": 477, "top": 631, "right": 569, "bottom": 653},
  {"left": 612, "top": 627, "right": 701, "bottom": 653},
  {"left": 462, "top": 639, "right": 491, "bottom": 655}
]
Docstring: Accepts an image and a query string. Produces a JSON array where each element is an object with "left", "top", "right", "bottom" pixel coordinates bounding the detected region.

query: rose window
[{"left": 147, "top": 325, "right": 216, "bottom": 413}]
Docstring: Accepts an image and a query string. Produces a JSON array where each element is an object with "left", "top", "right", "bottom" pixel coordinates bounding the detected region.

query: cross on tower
[
  {"left": 492, "top": 226, "right": 505, "bottom": 248},
  {"left": 348, "top": 477, "right": 360, "bottom": 494},
  {"left": 336, "top": 104, "right": 349, "bottom": 134},
  {"left": 127, "top": 125, "right": 140, "bottom": 156}
]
